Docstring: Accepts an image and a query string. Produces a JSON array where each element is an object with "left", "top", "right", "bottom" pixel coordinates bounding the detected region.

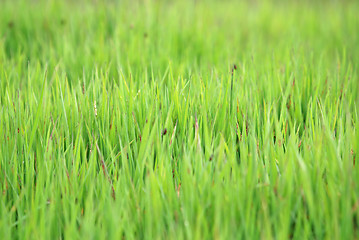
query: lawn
[{"left": 0, "top": 0, "right": 358, "bottom": 239}]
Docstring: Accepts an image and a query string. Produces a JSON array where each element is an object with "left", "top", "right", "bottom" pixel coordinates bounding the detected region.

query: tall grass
[{"left": 0, "top": 0, "right": 358, "bottom": 239}]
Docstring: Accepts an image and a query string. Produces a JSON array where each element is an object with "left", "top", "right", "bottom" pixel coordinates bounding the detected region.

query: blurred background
[{"left": 1, "top": 0, "right": 358, "bottom": 80}]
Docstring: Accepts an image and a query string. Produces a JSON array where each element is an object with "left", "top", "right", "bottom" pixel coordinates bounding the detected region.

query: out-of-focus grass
[{"left": 0, "top": 0, "right": 358, "bottom": 239}]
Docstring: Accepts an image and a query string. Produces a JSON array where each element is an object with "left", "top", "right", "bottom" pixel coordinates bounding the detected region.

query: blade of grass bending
[{"left": 27, "top": 68, "right": 47, "bottom": 151}]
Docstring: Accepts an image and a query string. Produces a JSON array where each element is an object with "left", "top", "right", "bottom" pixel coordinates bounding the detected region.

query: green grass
[{"left": 0, "top": 0, "right": 358, "bottom": 239}]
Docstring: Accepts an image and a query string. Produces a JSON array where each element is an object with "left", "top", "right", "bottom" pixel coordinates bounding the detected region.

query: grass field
[{"left": 0, "top": 0, "right": 358, "bottom": 239}]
